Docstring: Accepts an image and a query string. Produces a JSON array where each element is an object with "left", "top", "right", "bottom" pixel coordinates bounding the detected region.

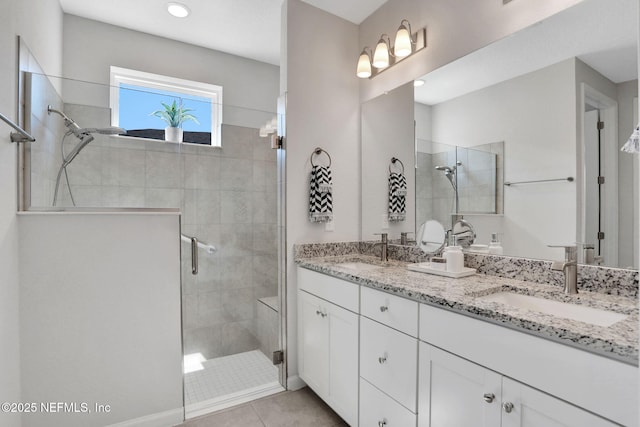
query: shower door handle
[{"left": 191, "top": 237, "right": 198, "bottom": 275}]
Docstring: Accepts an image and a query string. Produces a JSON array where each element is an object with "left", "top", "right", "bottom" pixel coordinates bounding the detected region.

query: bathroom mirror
[
  {"left": 361, "top": 0, "right": 638, "bottom": 269},
  {"left": 417, "top": 220, "right": 446, "bottom": 254}
]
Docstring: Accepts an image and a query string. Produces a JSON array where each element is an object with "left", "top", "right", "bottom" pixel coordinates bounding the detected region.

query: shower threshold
[{"left": 184, "top": 349, "right": 283, "bottom": 419}]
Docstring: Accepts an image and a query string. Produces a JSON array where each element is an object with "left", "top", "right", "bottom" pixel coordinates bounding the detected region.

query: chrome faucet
[
  {"left": 549, "top": 245, "right": 578, "bottom": 294},
  {"left": 400, "top": 232, "right": 413, "bottom": 246},
  {"left": 374, "top": 233, "right": 388, "bottom": 261}
]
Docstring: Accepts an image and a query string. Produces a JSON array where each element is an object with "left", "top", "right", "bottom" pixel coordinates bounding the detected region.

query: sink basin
[
  {"left": 335, "top": 262, "right": 384, "bottom": 271},
  {"left": 478, "top": 292, "right": 627, "bottom": 327}
]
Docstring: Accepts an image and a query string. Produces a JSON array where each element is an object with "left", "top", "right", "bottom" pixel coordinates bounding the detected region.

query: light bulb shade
[
  {"left": 372, "top": 38, "right": 390, "bottom": 69},
  {"left": 394, "top": 25, "right": 412, "bottom": 58},
  {"left": 356, "top": 50, "right": 372, "bottom": 78}
]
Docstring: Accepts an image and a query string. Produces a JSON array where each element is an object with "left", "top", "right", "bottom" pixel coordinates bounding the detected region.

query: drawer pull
[
  {"left": 379, "top": 305, "right": 389, "bottom": 312},
  {"left": 378, "top": 355, "right": 387, "bottom": 364},
  {"left": 378, "top": 419, "right": 387, "bottom": 427},
  {"left": 315, "top": 309, "right": 327, "bottom": 318},
  {"left": 483, "top": 393, "right": 495, "bottom": 403},
  {"left": 503, "top": 402, "right": 514, "bottom": 413}
]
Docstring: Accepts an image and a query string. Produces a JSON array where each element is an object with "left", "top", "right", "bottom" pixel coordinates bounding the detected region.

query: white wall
[
  {"left": 616, "top": 79, "right": 639, "bottom": 268},
  {"left": 282, "top": 0, "right": 360, "bottom": 385},
  {"left": 0, "top": 1, "right": 63, "bottom": 426},
  {"left": 62, "top": 14, "right": 280, "bottom": 127},
  {"left": 431, "top": 59, "right": 577, "bottom": 260},
  {"left": 361, "top": 82, "right": 415, "bottom": 239},
  {"left": 358, "top": 0, "right": 584, "bottom": 102},
  {"left": 18, "top": 212, "right": 183, "bottom": 427}
]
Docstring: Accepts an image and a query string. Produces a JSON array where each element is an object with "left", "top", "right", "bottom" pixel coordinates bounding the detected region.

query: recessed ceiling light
[
  {"left": 414, "top": 79, "right": 425, "bottom": 87},
  {"left": 167, "top": 2, "right": 190, "bottom": 18}
]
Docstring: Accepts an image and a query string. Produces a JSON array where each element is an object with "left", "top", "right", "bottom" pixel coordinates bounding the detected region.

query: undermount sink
[
  {"left": 335, "top": 262, "right": 384, "bottom": 271},
  {"left": 478, "top": 292, "right": 627, "bottom": 327}
]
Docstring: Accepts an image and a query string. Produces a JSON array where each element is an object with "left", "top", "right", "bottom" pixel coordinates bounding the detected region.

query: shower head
[
  {"left": 63, "top": 134, "right": 95, "bottom": 167},
  {"left": 435, "top": 165, "right": 452, "bottom": 173}
]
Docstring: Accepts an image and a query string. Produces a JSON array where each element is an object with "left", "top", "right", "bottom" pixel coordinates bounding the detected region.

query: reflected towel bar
[
  {"left": 0, "top": 111, "right": 36, "bottom": 143},
  {"left": 504, "top": 177, "right": 574, "bottom": 186},
  {"left": 181, "top": 234, "right": 217, "bottom": 254}
]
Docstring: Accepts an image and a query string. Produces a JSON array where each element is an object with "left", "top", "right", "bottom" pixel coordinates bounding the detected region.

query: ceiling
[
  {"left": 414, "top": 0, "right": 638, "bottom": 105},
  {"left": 58, "top": 0, "right": 386, "bottom": 66}
]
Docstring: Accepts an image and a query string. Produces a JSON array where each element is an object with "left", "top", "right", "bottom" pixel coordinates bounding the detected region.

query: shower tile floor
[{"left": 185, "top": 350, "right": 280, "bottom": 410}]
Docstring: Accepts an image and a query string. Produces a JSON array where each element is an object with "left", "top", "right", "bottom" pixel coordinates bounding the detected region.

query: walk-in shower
[
  {"left": 21, "top": 70, "right": 285, "bottom": 424},
  {"left": 47, "top": 105, "right": 125, "bottom": 206}
]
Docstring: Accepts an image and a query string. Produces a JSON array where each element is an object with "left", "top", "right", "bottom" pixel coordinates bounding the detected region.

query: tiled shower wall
[{"left": 42, "top": 103, "right": 278, "bottom": 360}]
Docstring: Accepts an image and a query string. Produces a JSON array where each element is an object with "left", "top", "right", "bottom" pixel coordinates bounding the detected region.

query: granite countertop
[{"left": 296, "top": 254, "right": 639, "bottom": 365}]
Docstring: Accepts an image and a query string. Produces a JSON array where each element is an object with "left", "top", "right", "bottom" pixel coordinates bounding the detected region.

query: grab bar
[
  {"left": 181, "top": 234, "right": 216, "bottom": 276},
  {"left": 190, "top": 237, "right": 198, "bottom": 275},
  {"left": 504, "top": 177, "right": 574, "bottom": 186},
  {"left": 0, "top": 111, "right": 36, "bottom": 143}
]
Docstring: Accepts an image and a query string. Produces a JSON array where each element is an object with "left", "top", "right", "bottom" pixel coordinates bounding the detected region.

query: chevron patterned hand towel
[
  {"left": 389, "top": 172, "right": 406, "bottom": 221},
  {"left": 309, "top": 165, "right": 333, "bottom": 223}
]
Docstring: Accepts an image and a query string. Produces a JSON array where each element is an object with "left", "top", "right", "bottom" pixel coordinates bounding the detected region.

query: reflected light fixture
[
  {"left": 372, "top": 35, "right": 391, "bottom": 69},
  {"left": 167, "top": 2, "right": 190, "bottom": 18},
  {"left": 357, "top": 19, "right": 426, "bottom": 79},
  {"left": 413, "top": 79, "right": 425, "bottom": 87},
  {"left": 356, "top": 48, "right": 372, "bottom": 78}
]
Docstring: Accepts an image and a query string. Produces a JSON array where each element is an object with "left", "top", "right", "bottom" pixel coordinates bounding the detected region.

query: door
[
  {"left": 418, "top": 343, "right": 502, "bottom": 427},
  {"left": 501, "top": 377, "right": 617, "bottom": 427}
]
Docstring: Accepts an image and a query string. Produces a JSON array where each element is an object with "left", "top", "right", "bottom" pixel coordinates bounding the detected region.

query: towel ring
[
  {"left": 389, "top": 157, "right": 404, "bottom": 174},
  {"left": 311, "top": 147, "right": 332, "bottom": 167}
]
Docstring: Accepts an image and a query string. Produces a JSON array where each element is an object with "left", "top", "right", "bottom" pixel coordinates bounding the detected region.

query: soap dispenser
[
  {"left": 488, "top": 233, "right": 503, "bottom": 255},
  {"left": 444, "top": 236, "right": 464, "bottom": 273}
]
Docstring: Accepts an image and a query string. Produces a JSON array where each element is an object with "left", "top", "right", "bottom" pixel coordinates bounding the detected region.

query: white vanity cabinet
[
  {"left": 419, "top": 304, "right": 636, "bottom": 427},
  {"left": 297, "top": 268, "right": 359, "bottom": 426},
  {"left": 418, "top": 343, "right": 616, "bottom": 427}
]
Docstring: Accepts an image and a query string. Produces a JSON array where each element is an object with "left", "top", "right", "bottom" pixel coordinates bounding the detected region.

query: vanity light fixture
[
  {"left": 167, "top": 2, "right": 190, "bottom": 18},
  {"left": 372, "top": 35, "right": 392, "bottom": 69},
  {"left": 394, "top": 20, "right": 414, "bottom": 58},
  {"left": 357, "top": 19, "right": 426, "bottom": 79},
  {"left": 356, "top": 48, "right": 373, "bottom": 78}
]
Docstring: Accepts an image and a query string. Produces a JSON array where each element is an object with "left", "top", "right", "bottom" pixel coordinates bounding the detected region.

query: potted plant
[{"left": 150, "top": 100, "right": 199, "bottom": 143}]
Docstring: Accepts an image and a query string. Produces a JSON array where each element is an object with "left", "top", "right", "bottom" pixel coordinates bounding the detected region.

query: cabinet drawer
[
  {"left": 361, "top": 286, "right": 418, "bottom": 336},
  {"left": 360, "top": 378, "right": 417, "bottom": 427},
  {"left": 297, "top": 267, "right": 359, "bottom": 312},
  {"left": 360, "top": 316, "right": 418, "bottom": 411}
]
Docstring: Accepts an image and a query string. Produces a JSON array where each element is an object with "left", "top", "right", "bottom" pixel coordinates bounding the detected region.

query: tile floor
[{"left": 176, "top": 387, "right": 348, "bottom": 427}]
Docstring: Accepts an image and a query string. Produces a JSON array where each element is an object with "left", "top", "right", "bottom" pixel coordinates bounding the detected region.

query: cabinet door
[
  {"left": 298, "top": 290, "right": 329, "bottom": 396},
  {"left": 418, "top": 343, "right": 502, "bottom": 427},
  {"left": 501, "top": 377, "right": 618, "bottom": 427},
  {"left": 326, "top": 301, "right": 359, "bottom": 426}
]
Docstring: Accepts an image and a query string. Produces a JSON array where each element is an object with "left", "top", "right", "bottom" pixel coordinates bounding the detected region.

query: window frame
[{"left": 109, "top": 66, "right": 223, "bottom": 147}]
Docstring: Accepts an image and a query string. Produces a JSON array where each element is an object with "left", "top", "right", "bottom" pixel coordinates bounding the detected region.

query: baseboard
[
  {"left": 287, "top": 375, "right": 306, "bottom": 391},
  {"left": 106, "top": 407, "right": 183, "bottom": 427}
]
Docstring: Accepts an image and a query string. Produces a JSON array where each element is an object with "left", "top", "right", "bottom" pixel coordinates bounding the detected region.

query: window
[{"left": 109, "top": 66, "right": 222, "bottom": 146}]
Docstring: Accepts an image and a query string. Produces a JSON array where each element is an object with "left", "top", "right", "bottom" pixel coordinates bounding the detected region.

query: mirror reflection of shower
[
  {"left": 435, "top": 160, "right": 462, "bottom": 213},
  {"left": 48, "top": 105, "right": 125, "bottom": 206}
]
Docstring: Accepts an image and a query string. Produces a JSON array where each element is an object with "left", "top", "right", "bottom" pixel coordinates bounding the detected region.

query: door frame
[{"left": 578, "top": 83, "right": 618, "bottom": 265}]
